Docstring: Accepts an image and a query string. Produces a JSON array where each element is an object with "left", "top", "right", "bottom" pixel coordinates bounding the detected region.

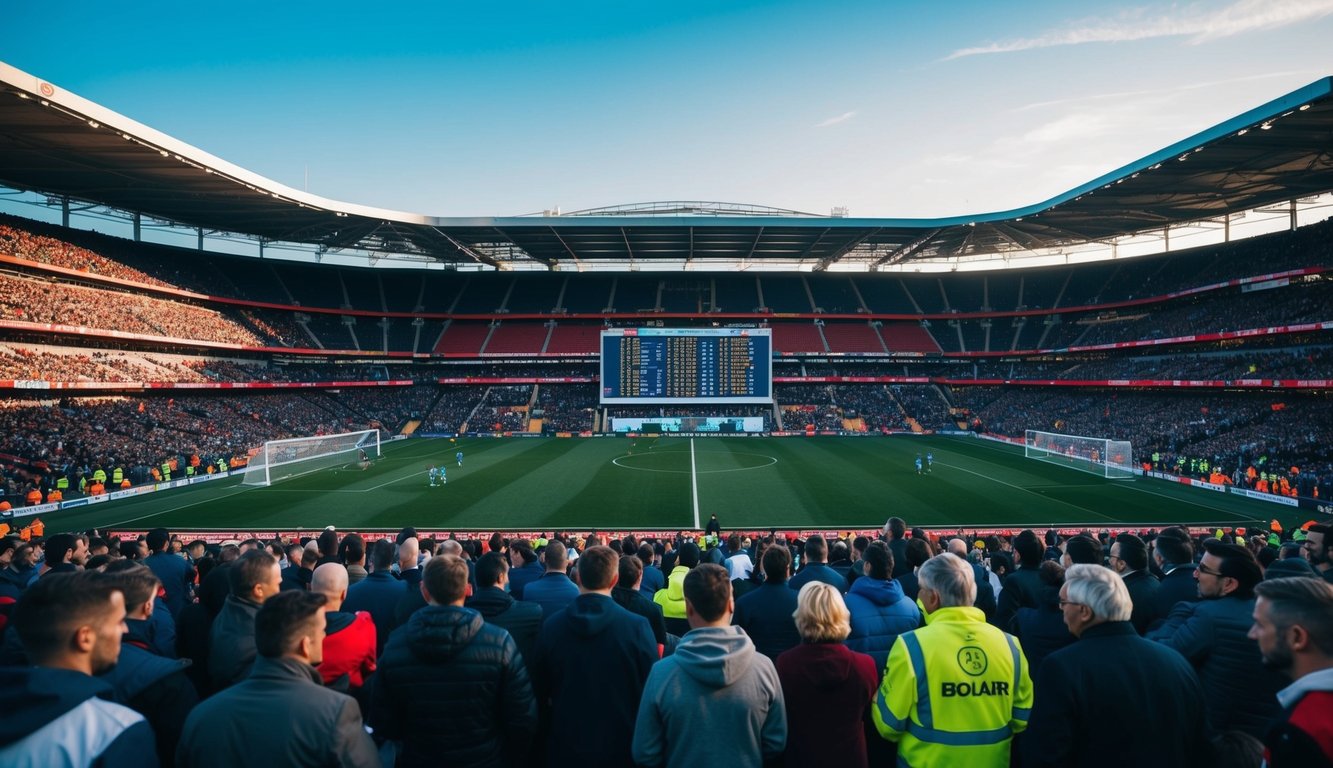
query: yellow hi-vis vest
[{"left": 873, "top": 606, "right": 1033, "bottom": 768}]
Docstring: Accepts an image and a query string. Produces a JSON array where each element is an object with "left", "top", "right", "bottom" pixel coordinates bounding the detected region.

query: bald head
[
  {"left": 439, "top": 540, "right": 463, "bottom": 557},
  {"left": 947, "top": 538, "right": 968, "bottom": 557},
  {"left": 399, "top": 537, "right": 420, "bottom": 570},
  {"left": 311, "top": 563, "right": 349, "bottom": 610}
]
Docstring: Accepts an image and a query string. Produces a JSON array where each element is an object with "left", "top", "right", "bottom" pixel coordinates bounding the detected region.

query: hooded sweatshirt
[
  {"left": 633, "top": 625, "right": 786, "bottom": 768},
  {"left": 0, "top": 666, "right": 157, "bottom": 768},
  {"left": 653, "top": 565, "right": 690, "bottom": 620},
  {"left": 533, "top": 592, "right": 657, "bottom": 765}
]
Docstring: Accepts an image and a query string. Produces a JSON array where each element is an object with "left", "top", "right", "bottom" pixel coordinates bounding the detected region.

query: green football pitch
[{"left": 45, "top": 435, "right": 1288, "bottom": 535}]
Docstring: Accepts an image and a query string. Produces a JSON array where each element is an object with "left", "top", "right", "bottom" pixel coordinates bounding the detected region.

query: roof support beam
[
  {"left": 814, "top": 228, "right": 881, "bottom": 271},
  {"left": 874, "top": 229, "right": 940, "bottom": 268},
  {"left": 548, "top": 226, "right": 584, "bottom": 270},
  {"left": 432, "top": 227, "right": 504, "bottom": 269}
]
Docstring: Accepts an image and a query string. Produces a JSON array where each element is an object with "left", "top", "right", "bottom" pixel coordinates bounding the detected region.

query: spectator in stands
[
  {"left": 897, "top": 537, "right": 931, "bottom": 602},
  {"left": 777, "top": 582, "right": 878, "bottom": 768},
  {"left": 638, "top": 542, "right": 665, "bottom": 596},
  {"left": 144, "top": 528, "right": 193, "bottom": 619},
  {"left": 1249, "top": 577, "right": 1333, "bottom": 767},
  {"left": 872, "top": 553, "right": 1033, "bottom": 767},
  {"left": 280, "top": 547, "right": 318, "bottom": 592},
  {"left": 308, "top": 564, "right": 376, "bottom": 694},
  {"left": 1062, "top": 534, "right": 1104, "bottom": 567},
  {"left": 371, "top": 554, "right": 536, "bottom": 767},
  {"left": 996, "top": 529, "right": 1044, "bottom": 632},
  {"left": 40, "top": 532, "right": 87, "bottom": 579},
  {"left": 1109, "top": 532, "right": 1161, "bottom": 634},
  {"left": 1014, "top": 560, "right": 1077, "bottom": 673},
  {"left": 208, "top": 549, "right": 281, "bottom": 691},
  {"left": 946, "top": 537, "right": 996, "bottom": 620},
  {"left": 338, "top": 534, "right": 367, "bottom": 586},
  {"left": 0, "top": 572, "right": 156, "bottom": 767},
  {"left": 612, "top": 553, "right": 668, "bottom": 651},
  {"left": 1303, "top": 524, "right": 1333, "bottom": 584},
  {"left": 843, "top": 540, "right": 921, "bottom": 672},
  {"left": 465, "top": 550, "right": 543, "bottom": 666},
  {"left": 789, "top": 535, "right": 847, "bottom": 594},
  {"left": 1023, "top": 564, "right": 1209, "bottom": 768},
  {"left": 633, "top": 563, "right": 786, "bottom": 768},
  {"left": 1150, "top": 530, "right": 1199, "bottom": 628},
  {"left": 1149, "top": 539, "right": 1282, "bottom": 737},
  {"left": 507, "top": 539, "right": 543, "bottom": 600},
  {"left": 523, "top": 539, "right": 579, "bottom": 617},
  {"left": 342, "top": 539, "right": 401, "bottom": 656},
  {"left": 532, "top": 545, "right": 655, "bottom": 765},
  {"left": 884, "top": 517, "right": 911, "bottom": 579},
  {"left": 655, "top": 540, "right": 698, "bottom": 637},
  {"left": 179, "top": 591, "right": 377, "bottom": 768},
  {"left": 724, "top": 533, "right": 753, "bottom": 581},
  {"left": 99, "top": 563, "right": 196, "bottom": 768},
  {"left": 734, "top": 544, "right": 802, "bottom": 662}
]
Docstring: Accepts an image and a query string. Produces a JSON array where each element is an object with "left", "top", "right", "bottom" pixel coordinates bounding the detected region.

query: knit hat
[{"left": 1264, "top": 558, "right": 1318, "bottom": 580}]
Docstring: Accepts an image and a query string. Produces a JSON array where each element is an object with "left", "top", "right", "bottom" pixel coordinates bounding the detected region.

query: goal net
[
  {"left": 1024, "top": 430, "right": 1134, "bottom": 480},
  {"left": 241, "top": 429, "right": 381, "bottom": 487}
]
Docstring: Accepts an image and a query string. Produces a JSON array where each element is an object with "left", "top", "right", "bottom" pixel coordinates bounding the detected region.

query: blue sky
[{"left": 5, "top": 0, "right": 1332, "bottom": 218}]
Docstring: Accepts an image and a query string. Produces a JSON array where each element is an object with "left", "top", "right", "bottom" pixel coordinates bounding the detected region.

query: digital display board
[{"left": 600, "top": 328, "right": 772, "bottom": 404}]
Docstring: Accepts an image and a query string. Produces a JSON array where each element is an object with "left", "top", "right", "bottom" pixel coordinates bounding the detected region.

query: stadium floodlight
[
  {"left": 241, "top": 429, "right": 381, "bottom": 487},
  {"left": 1024, "top": 430, "right": 1135, "bottom": 480}
]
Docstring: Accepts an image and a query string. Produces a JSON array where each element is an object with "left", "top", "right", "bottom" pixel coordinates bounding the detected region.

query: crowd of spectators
[
  {"left": 469, "top": 386, "right": 533, "bottom": 432},
  {"left": 0, "top": 222, "right": 176, "bottom": 289},
  {"left": 2, "top": 520, "right": 1330, "bottom": 767},
  {"left": 534, "top": 383, "right": 597, "bottom": 432},
  {"left": 419, "top": 386, "right": 489, "bottom": 433}
]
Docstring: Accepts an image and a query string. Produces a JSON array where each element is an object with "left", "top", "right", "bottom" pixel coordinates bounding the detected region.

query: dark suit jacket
[{"left": 1121, "top": 569, "right": 1161, "bottom": 635}]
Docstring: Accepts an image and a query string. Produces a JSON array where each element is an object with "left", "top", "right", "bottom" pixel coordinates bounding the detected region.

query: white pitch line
[
  {"left": 934, "top": 460, "right": 1120, "bottom": 523},
  {"left": 691, "top": 438, "right": 700, "bottom": 530},
  {"left": 97, "top": 485, "right": 256, "bottom": 528}
]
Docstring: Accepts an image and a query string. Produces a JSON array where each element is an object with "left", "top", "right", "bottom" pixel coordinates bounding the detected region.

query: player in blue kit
[
  {"left": 428, "top": 465, "right": 440, "bottom": 487},
  {"left": 439, "top": 464, "right": 447, "bottom": 485},
  {"left": 915, "top": 454, "right": 924, "bottom": 475},
  {"left": 925, "top": 452, "right": 934, "bottom": 473},
  {"left": 456, "top": 450, "right": 463, "bottom": 467}
]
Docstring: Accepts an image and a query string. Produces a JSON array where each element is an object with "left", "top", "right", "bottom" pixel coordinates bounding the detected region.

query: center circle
[{"left": 612, "top": 451, "right": 778, "bottom": 474}]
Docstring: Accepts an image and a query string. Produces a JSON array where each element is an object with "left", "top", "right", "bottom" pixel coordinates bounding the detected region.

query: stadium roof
[{"left": 1, "top": 60, "right": 1332, "bottom": 271}]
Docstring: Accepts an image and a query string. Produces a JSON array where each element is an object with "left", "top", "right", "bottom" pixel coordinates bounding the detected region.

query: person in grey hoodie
[{"left": 633, "top": 563, "right": 786, "bottom": 768}]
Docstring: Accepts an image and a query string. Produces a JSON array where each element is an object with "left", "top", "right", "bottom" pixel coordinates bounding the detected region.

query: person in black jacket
[
  {"left": 208, "top": 549, "right": 281, "bottom": 691},
  {"left": 1024, "top": 564, "right": 1209, "bottom": 768},
  {"left": 466, "top": 551, "right": 543, "bottom": 665},
  {"left": 1109, "top": 533, "right": 1161, "bottom": 634},
  {"left": 996, "top": 529, "right": 1044, "bottom": 632},
  {"left": 374, "top": 554, "right": 537, "bottom": 768},
  {"left": 101, "top": 563, "right": 197, "bottom": 768},
  {"left": 1149, "top": 530, "right": 1200, "bottom": 629},
  {"left": 532, "top": 545, "right": 656, "bottom": 767},
  {"left": 179, "top": 591, "right": 378, "bottom": 768},
  {"left": 1149, "top": 539, "right": 1283, "bottom": 738},
  {"left": 733, "top": 544, "right": 802, "bottom": 661},
  {"left": 611, "top": 553, "right": 668, "bottom": 649},
  {"left": 1014, "top": 560, "right": 1076, "bottom": 671}
]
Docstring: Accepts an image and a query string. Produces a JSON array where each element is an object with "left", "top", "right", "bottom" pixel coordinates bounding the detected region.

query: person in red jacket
[
  {"left": 310, "top": 563, "right": 376, "bottom": 692},
  {"left": 1250, "top": 577, "right": 1333, "bottom": 768}
]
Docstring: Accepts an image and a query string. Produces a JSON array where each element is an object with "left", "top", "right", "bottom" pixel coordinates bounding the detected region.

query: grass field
[{"left": 44, "top": 435, "right": 1290, "bottom": 535}]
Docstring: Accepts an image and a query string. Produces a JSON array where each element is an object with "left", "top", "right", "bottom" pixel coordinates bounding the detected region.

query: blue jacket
[
  {"left": 343, "top": 570, "right": 406, "bottom": 655},
  {"left": 789, "top": 563, "right": 848, "bottom": 594},
  {"left": 734, "top": 581, "right": 802, "bottom": 662},
  {"left": 843, "top": 577, "right": 920, "bottom": 672},
  {"left": 1148, "top": 594, "right": 1284, "bottom": 737},
  {"left": 523, "top": 572, "right": 579, "bottom": 618},
  {"left": 508, "top": 561, "right": 545, "bottom": 600},
  {"left": 0, "top": 666, "right": 158, "bottom": 768},
  {"left": 144, "top": 552, "right": 194, "bottom": 618}
]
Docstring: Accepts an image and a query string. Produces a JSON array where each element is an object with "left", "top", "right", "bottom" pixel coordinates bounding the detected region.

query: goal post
[
  {"left": 241, "top": 429, "right": 381, "bottom": 487},
  {"left": 1024, "top": 430, "right": 1135, "bottom": 480}
]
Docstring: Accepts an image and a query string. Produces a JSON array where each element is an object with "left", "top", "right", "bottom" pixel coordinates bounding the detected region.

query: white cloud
[
  {"left": 946, "top": 0, "right": 1333, "bottom": 59},
  {"left": 814, "top": 111, "right": 857, "bottom": 128}
]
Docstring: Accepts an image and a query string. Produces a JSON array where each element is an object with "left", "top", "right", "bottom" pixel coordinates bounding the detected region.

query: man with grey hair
[
  {"left": 1023, "top": 564, "right": 1208, "bottom": 768},
  {"left": 872, "top": 553, "right": 1032, "bottom": 768},
  {"left": 1248, "top": 577, "right": 1333, "bottom": 767}
]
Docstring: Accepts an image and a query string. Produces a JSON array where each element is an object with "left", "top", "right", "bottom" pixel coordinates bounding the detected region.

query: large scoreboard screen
[{"left": 600, "top": 328, "right": 772, "bottom": 405}]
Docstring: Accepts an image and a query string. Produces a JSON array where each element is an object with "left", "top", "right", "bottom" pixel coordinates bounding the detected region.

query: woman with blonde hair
[{"left": 775, "top": 581, "right": 880, "bottom": 768}]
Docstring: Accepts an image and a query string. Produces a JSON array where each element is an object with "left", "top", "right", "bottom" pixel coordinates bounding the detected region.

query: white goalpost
[
  {"left": 1024, "top": 430, "right": 1135, "bottom": 480},
  {"left": 241, "top": 429, "right": 381, "bottom": 487}
]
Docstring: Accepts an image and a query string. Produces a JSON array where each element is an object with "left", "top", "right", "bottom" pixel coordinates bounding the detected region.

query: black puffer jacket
[
  {"left": 370, "top": 605, "right": 536, "bottom": 768},
  {"left": 1148, "top": 595, "right": 1284, "bottom": 737}
]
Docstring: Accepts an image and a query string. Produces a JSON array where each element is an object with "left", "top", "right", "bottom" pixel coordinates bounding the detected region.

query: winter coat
[
  {"left": 843, "top": 576, "right": 921, "bottom": 672},
  {"left": 0, "top": 666, "right": 157, "bottom": 768},
  {"left": 789, "top": 562, "right": 848, "bottom": 594},
  {"left": 733, "top": 581, "right": 802, "bottom": 662},
  {"left": 104, "top": 630, "right": 198, "bottom": 767},
  {"left": 207, "top": 594, "right": 260, "bottom": 691},
  {"left": 1121, "top": 569, "right": 1162, "bottom": 635},
  {"left": 776, "top": 642, "right": 878, "bottom": 768},
  {"left": 466, "top": 585, "right": 544, "bottom": 667},
  {"left": 343, "top": 570, "right": 405, "bottom": 655}
]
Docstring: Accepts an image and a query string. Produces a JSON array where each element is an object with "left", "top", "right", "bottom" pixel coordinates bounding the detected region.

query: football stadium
[
  {"left": 3, "top": 6, "right": 1333, "bottom": 768},
  {"left": 0, "top": 57, "right": 1329, "bottom": 540}
]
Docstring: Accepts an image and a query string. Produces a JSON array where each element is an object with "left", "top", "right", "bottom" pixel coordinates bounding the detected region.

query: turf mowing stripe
[{"left": 691, "top": 438, "right": 700, "bottom": 529}]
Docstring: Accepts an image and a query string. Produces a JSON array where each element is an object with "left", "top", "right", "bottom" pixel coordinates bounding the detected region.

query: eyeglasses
[
  {"left": 1196, "top": 564, "right": 1225, "bottom": 577},
  {"left": 1058, "top": 600, "right": 1085, "bottom": 609}
]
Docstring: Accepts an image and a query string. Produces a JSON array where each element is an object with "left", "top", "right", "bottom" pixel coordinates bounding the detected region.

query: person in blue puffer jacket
[{"left": 843, "top": 541, "right": 920, "bottom": 672}]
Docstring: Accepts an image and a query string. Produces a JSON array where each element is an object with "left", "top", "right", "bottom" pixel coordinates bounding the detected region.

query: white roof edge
[{"left": 0, "top": 60, "right": 433, "bottom": 226}]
